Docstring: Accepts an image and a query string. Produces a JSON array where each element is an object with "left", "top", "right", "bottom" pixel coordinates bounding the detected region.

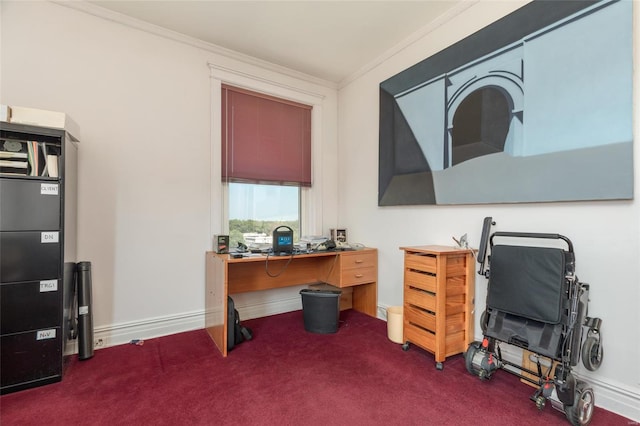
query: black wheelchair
[{"left": 465, "top": 218, "right": 603, "bottom": 426}]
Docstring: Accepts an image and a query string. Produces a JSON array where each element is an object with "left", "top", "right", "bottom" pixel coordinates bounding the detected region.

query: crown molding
[
  {"left": 51, "top": 0, "right": 338, "bottom": 91},
  {"left": 338, "top": 0, "right": 478, "bottom": 89}
]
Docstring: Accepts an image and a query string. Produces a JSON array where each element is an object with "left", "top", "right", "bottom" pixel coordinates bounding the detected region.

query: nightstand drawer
[
  {"left": 405, "top": 269, "right": 436, "bottom": 293},
  {"left": 405, "top": 253, "right": 436, "bottom": 274},
  {"left": 405, "top": 285, "right": 436, "bottom": 312},
  {"left": 405, "top": 304, "right": 435, "bottom": 332},
  {"left": 405, "top": 323, "right": 435, "bottom": 351}
]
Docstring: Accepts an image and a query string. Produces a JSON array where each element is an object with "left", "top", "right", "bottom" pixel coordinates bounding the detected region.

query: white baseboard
[
  {"left": 588, "top": 375, "right": 640, "bottom": 422},
  {"left": 64, "top": 310, "right": 205, "bottom": 355},
  {"left": 236, "top": 294, "right": 302, "bottom": 320},
  {"left": 490, "top": 342, "right": 640, "bottom": 422},
  {"left": 66, "top": 300, "right": 639, "bottom": 422},
  {"left": 377, "top": 302, "right": 398, "bottom": 320}
]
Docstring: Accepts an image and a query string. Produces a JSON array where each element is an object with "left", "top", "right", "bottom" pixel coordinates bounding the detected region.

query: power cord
[
  {"left": 265, "top": 251, "right": 295, "bottom": 278},
  {"left": 323, "top": 252, "right": 340, "bottom": 282}
]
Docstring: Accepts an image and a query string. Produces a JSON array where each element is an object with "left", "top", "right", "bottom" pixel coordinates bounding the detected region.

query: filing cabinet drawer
[
  {"left": 1, "top": 280, "right": 61, "bottom": 334},
  {"left": 1, "top": 328, "right": 62, "bottom": 389},
  {"left": 0, "top": 179, "right": 60, "bottom": 231},
  {"left": 0, "top": 232, "right": 60, "bottom": 282}
]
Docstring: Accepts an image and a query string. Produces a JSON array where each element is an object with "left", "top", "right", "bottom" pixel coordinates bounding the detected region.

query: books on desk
[
  {"left": 299, "top": 236, "right": 327, "bottom": 245},
  {"left": 229, "top": 252, "right": 266, "bottom": 259}
]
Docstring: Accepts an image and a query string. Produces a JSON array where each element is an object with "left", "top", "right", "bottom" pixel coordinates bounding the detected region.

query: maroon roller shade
[{"left": 222, "top": 85, "right": 312, "bottom": 186}]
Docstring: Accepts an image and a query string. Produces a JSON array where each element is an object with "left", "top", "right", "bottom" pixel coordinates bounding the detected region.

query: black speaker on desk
[{"left": 272, "top": 226, "right": 293, "bottom": 255}]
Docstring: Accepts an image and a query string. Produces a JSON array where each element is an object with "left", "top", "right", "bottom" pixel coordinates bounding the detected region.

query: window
[
  {"left": 221, "top": 85, "right": 310, "bottom": 249},
  {"left": 228, "top": 183, "right": 300, "bottom": 249}
]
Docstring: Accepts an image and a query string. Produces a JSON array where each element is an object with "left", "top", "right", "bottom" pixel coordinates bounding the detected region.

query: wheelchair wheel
[
  {"left": 581, "top": 335, "right": 603, "bottom": 371},
  {"left": 465, "top": 341, "right": 482, "bottom": 375},
  {"left": 564, "top": 382, "right": 594, "bottom": 426}
]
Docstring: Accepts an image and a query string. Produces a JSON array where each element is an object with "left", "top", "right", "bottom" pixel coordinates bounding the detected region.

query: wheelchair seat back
[
  {"left": 485, "top": 244, "right": 571, "bottom": 359},
  {"left": 488, "top": 245, "right": 568, "bottom": 324}
]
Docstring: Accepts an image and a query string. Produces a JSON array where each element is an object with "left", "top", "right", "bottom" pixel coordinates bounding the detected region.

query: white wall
[
  {"left": 2, "top": 0, "right": 639, "bottom": 420},
  {"left": 0, "top": 1, "right": 339, "bottom": 342},
  {"left": 337, "top": 0, "right": 639, "bottom": 420}
]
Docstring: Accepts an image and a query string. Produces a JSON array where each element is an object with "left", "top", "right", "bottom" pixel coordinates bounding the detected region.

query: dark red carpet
[{"left": 0, "top": 310, "right": 631, "bottom": 425}]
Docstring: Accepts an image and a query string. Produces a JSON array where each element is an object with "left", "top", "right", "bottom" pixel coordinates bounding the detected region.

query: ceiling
[{"left": 88, "top": 1, "right": 466, "bottom": 84}]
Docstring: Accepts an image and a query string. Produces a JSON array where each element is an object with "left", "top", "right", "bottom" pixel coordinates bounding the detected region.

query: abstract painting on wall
[{"left": 378, "top": 0, "right": 633, "bottom": 206}]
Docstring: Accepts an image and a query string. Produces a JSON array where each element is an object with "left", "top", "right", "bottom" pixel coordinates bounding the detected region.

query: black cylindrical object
[
  {"left": 300, "top": 288, "right": 341, "bottom": 334},
  {"left": 77, "top": 261, "right": 94, "bottom": 360}
]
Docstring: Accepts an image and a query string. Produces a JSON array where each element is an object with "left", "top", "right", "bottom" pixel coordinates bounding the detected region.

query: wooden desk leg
[
  {"left": 205, "top": 253, "right": 227, "bottom": 356},
  {"left": 352, "top": 282, "right": 377, "bottom": 317}
]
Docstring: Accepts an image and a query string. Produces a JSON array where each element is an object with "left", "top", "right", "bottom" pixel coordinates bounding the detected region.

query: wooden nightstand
[{"left": 399, "top": 245, "right": 475, "bottom": 369}]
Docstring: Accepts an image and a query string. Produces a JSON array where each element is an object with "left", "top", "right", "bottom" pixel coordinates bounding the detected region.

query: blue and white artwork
[{"left": 378, "top": 0, "right": 633, "bottom": 205}]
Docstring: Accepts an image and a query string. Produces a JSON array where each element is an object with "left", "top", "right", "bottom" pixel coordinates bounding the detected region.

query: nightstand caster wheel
[
  {"left": 435, "top": 362, "right": 444, "bottom": 370},
  {"left": 402, "top": 342, "right": 410, "bottom": 351}
]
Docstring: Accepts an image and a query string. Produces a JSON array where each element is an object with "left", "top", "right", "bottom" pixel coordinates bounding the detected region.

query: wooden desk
[{"left": 205, "top": 248, "right": 378, "bottom": 356}]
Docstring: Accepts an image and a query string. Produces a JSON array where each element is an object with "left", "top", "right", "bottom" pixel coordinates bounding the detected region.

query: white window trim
[{"left": 208, "top": 63, "right": 325, "bottom": 239}]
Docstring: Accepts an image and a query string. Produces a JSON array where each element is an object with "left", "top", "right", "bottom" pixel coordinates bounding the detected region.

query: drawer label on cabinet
[
  {"left": 36, "top": 329, "right": 56, "bottom": 340},
  {"left": 41, "top": 231, "right": 59, "bottom": 243},
  {"left": 40, "top": 280, "right": 58, "bottom": 292},
  {"left": 79, "top": 306, "right": 89, "bottom": 315},
  {"left": 40, "top": 183, "right": 59, "bottom": 195}
]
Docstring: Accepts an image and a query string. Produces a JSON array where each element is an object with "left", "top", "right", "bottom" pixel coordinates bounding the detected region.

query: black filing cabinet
[{"left": 0, "top": 122, "right": 78, "bottom": 394}]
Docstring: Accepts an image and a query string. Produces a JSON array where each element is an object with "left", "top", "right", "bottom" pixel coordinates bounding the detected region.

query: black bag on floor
[{"left": 227, "top": 296, "right": 253, "bottom": 351}]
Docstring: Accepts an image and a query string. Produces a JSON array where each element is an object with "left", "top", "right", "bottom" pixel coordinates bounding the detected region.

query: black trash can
[{"left": 300, "top": 288, "right": 341, "bottom": 334}]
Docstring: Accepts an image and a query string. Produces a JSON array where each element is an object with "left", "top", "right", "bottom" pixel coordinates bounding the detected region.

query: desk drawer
[
  {"left": 340, "top": 266, "right": 376, "bottom": 287},
  {"left": 340, "top": 251, "right": 376, "bottom": 270}
]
